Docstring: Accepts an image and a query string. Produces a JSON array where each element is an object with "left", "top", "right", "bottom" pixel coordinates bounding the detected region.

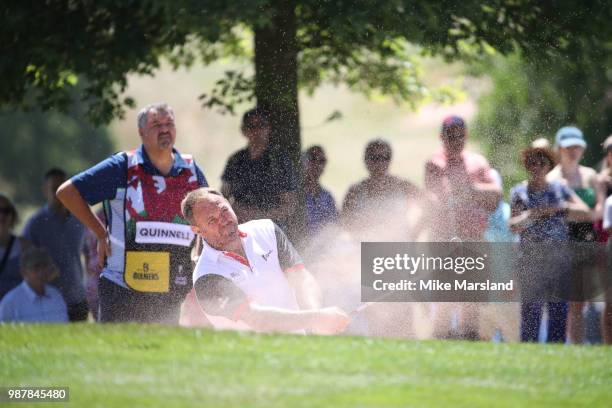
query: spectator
[
  {"left": 599, "top": 135, "right": 612, "bottom": 195},
  {"left": 303, "top": 145, "right": 338, "bottom": 237},
  {"left": 0, "top": 194, "right": 26, "bottom": 301},
  {"left": 484, "top": 169, "right": 517, "bottom": 243},
  {"left": 0, "top": 247, "right": 67, "bottom": 323},
  {"left": 509, "top": 141, "right": 590, "bottom": 343},
  {"left": 597, "top": 135, "right": 612, "bottom": 242},
  {"left": 56, "top": 102, "right": 208, "bottom": 324},
  {"left": 221, "top": 108, "right": 298, "bottom": 231},
  {"left": 599, "top": 135, "right": 612, "bottom": 344},
  {"left": 182, "top": 187, "right": 350, "bottom": 334},
  {"left": 480, "top": 169, "right": 520, "bottom": 342},
  {"left": 23, "top": 168, "right": 88, "bottom": 322},
  {"left": 423, "top": 116, "right": 501, "bottom": 241},
  {"left": 547, "top": 126, "right": 605, "bottom": 344},
  {"left": 342, "top": 139, "right": 418, "bottom": 241},
  {"left": 423, "top": 116, "right": 501, "bottom": 340}
]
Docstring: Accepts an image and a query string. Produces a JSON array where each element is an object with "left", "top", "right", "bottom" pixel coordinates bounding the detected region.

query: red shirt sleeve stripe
[{"left": 284, "top": 263, "right": 305, "bottom": 274}]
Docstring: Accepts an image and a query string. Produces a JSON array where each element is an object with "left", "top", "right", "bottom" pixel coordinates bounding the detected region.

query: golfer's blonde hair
[{"left": 181, "top": 187, "right": 223, "bottom": 225}]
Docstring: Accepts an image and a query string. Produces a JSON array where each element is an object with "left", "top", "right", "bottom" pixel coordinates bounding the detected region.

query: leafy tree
[
  {"left": 471, "top": 19, "right": 612, "bottom": 191},
  {"left": 0, "top": 90, "right": 114, "bottom": 204},
  {"left": 5, "top": 0, "right": 607, "bottom": 160},
  {"left": 3, "top": 0, "right": 611, "bottom": 239}
]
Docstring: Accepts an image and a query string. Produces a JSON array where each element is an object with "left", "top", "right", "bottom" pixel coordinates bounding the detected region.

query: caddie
[{"left": 57, "top": 102, "right": 208, "bottom": 323}]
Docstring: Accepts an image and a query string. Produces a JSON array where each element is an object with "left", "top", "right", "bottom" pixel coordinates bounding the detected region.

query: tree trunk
[
  {"left": 254, "top": 0, "right": 300, "bottom": 162},
  {"left": 253, "top": 1, "right": 307, "bottom": 246}
]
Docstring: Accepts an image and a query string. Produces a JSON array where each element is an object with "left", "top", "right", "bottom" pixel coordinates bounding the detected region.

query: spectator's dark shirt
[
  {"left": 222, "top": 147, "right": 297, "bottom": 210},
  {"left": 510, "top": 181, "right": 572, "bottom": 242}
]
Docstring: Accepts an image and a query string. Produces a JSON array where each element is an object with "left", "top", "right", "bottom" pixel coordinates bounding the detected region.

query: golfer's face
[
  {"left": 192, "top": 195, "right": 239, "bottom": 248},
  {"left": 141, "top": 110, "right": 176, "bottom": 152}
]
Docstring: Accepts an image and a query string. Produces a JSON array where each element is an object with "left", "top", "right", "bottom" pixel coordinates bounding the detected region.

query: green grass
[{"left": 1, "top": 324, "right": 611, "bottom": 407}]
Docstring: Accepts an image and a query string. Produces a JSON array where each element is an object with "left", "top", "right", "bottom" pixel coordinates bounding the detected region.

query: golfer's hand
[
  {"left": 97, "top": 233, "right": 111, "bottom": 269},
  {"left": 311, "top": 307, "right": 350, "bottom": 335}
]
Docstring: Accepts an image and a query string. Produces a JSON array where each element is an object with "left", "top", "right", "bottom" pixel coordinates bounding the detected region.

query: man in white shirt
[
  {"left": 0, "top": 247, "right": 68, "bottom": 322},
  {"left": 181, "top": 187, "right": 350, "bottom": 334}
]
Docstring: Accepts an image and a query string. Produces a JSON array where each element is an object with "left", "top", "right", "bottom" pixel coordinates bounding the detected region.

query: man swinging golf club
[{"left": 182, "top": 187, "right": 350, "bottom": 334}]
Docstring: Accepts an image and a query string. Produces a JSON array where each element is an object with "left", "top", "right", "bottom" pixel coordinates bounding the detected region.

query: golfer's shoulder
[{"left": 240, "top": 219, "right": 276, "bottom": 238}]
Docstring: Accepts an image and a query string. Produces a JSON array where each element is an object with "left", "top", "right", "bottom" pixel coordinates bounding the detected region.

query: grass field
[{"left": 1, "top": 324, "right": 611, "bottom": 407}]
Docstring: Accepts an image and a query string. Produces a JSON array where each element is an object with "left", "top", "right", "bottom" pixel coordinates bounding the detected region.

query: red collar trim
[
  {"left": 284, "top": 263, "right": 305, "bottom": 274},
  {"left": 238, "top": 229, "right": 247, "bottom": 238},
  {"left": 222, "top": 251, "right": 250, "bottom": 267}
]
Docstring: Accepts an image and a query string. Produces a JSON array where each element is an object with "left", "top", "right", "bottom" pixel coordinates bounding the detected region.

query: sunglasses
[
  {"left": 525, "top": 157, "right": 550, "bottom": 168},
  {"left": 366, "top": 154, "right": 391, "bottom": 162}
]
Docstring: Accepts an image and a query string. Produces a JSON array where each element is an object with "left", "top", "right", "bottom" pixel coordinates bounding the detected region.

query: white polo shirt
[
  {"left": 0, "top": 281, "right": 68, "bottom": 323},
  {"left": 193, "top": 219, "right": 304, "bottom": 327}
]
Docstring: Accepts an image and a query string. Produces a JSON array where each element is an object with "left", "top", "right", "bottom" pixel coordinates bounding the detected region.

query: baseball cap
[
  {"left": 441, "top": 115, "right": 466, "bottom": 136},
  {"left": 555, "top": 126, "right": 587, "bottom": 148}
]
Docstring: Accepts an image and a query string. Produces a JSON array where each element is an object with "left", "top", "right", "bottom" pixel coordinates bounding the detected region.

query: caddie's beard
[{"left": 158, "top": 132, "right": 173, "bottom": 149}]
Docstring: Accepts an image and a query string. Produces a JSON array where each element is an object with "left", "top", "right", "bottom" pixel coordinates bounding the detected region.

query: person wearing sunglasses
[
  {"left": 546, "top": 126, "right": 606, "bottom": 344},
  {"left": 303, "top": 145, "right": 338, "bottom": 238},
  {"left": 221, "top": 108, "right": 298, "bottom": 233},
  {"left": 598, "top": 135, "right": 612, "bottom": 344},
  {"left": 341, "top": 139, "right": 418, "bottom": 242},
  {"left": 509, "top": 140, "right": 590, "bottom": 343},
  {"left": 423, "top": 115, "right": 502, "bottom": 341}
]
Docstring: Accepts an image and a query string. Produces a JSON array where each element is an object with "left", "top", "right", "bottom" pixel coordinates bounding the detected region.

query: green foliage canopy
[
  {"left": 0, "top": 88, "right": 113, "bottom": 204},
  {"left": 3, "top": 0, "right": 604, "bottom": 125}
]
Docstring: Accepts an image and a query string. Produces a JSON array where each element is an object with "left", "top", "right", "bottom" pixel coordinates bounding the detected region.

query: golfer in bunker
[{"left": 182, "top": 187, "right": 350, "bottom": 334}]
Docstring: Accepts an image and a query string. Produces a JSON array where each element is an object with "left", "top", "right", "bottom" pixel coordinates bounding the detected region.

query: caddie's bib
[{"left": 123, "top": 149, "right": 200, "bottom": 297}]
